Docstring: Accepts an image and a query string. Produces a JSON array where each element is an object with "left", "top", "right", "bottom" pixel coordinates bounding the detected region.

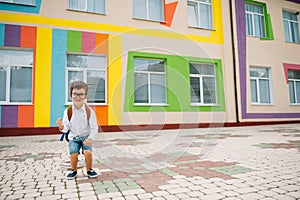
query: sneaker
[
  {"left": 66, "top": 170, "right": 77, "bottom": 180},
  {"left": 87, "top": 169, "right": 98, "bottom": 178}
]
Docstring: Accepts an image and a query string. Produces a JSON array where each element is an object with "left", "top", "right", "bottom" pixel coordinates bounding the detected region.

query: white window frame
[
  {"left": 189, "top": 63, "right": 217, "bottom": 105},
  {"left": 188, "top": 0, "right": 213, "bottom": 29},
  {"left": 66, "top": 53, "right": 107, "bottom": 105},
  {"left": 245, "top": 2, "right": 266, "bottom": 38},
  {"left": 283, "top": 10, "right": 300, "bottom": 44},
  {"left": 132, "top": 0, "right": 164, "bottom": 22},
  {"left": 0, "top": 48, "right": 33, "bottom": 105},
  {"left": 68, "top": 0, "right": 105, "bottom": 14},
  {"left": 133, "top": 58, "right": 167, "bottom": 106},
  {"left": 0, "top": 0, "right": 36, "bottom": 6},
  {"left": 288, "top": 70, "right": 300, "bottom": 105},
  {"left": 250, "top": 67, "right": 273, "bottom": 105}
]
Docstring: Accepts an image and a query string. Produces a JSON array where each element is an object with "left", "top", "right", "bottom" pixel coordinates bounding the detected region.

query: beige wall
[
  {"left": 246, "top": 0, "right": 300, "bottom": 114},
  {"left": 39, "top": 0, "right": 212, "bottom": 36}
]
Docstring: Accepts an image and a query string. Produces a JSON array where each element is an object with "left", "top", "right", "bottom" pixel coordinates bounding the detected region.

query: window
[
  {"left": 0, "top": 49, "right": 33, "bottom": 104},
  {"left": 134, "top": 58, "right": 166, "bottom": 104},
  {"left": 250, "top": 67, "right": 272, "bottom": 104},
  {"left": 288, "top": 70, "right": 300, "bottom": 104},
  {"left": 245, "top": 2, "right": 266, "bottom": 38},
  {"left": 68, "top": 0, "right": 105, "bottom": 14},
  {"left": 188, "top": 0, "right": 213, "bottom": 29},
  {"left": 189, "top": 63, "right": 216, "bottom": 104},
  {"left": 133, "top": 0, "right": 164, "bottom": 22},
  {"left": 283, "top": 10, "right": 300, "bottom": 44},
  {"left": 67, "top": 54, "right": 106, "bottom": 103},
  {"left": 0, "top": 0, "right": 35, "bottom": 5}
]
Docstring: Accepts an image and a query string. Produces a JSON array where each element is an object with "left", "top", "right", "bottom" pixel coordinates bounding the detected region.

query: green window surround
[
  {"left": 245, "top": 0, "right": 274, "bottom": 40},
  {"left": 124, "top": 51, "right": 225, "bottom": 112}
]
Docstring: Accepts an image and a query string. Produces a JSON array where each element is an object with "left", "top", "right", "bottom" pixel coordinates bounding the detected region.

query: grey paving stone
[
  {"left": 280, "top": 185, "right": 299, "bottom": 192},
  {"left": 136, "top": 193, "right": 154, "bottom": 199},
  {"left": 124, "top": 196, "right": 139, "bottom": 200},
  {"left": 152, "top": 197, "right": 165, "bottom": 200},
  {"left": 163, "top": 195, "right": 180, "bottom": 200},
  {"left": 287, "top": 191, "right": 300, "bottom": 199},
  {"left": 201, "top": 194, "right": 225, "bottom": 200},
  {"left": 167, "top": 187, "right": 190, "bottom": 194},
  {"left": 238, "top": 193, "right": 265, "bottom": 200},
  {"left": 273, "top": 195, "right": 296, "bottom": 200},
  {"left": 5, "top": 194, "right": 24, "bottom": 200},
  {"left": 152, "top": 190, "right": 170, "bottom": 197}
]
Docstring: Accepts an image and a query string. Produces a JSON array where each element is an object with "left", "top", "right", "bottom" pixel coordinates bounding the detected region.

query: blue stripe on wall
[
  {"left": 50, "top": 29, "right": 67, "bottom": 127},
  {"left": 0, "top": 24, "right": 4, "bottom": 46},
  {"left": 0, "top": 0, "right": 42, "bottom": 14}
]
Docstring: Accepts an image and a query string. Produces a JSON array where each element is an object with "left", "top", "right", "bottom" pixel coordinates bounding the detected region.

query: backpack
[{"left": 59, "top": 104, "right": 91, "bottom": 142}]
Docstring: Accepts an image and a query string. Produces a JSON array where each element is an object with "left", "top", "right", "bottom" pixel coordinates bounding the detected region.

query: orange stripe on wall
[
  {"left": 18, "top": 106, "right": 34, "bottom": 127},
  {"left": 20, "top": 26, "right": 36, "bottom": 48},
  {"left": 95, "top": 33, "right": 108, "bottom": 55},
  {"left": 19, "top": 25, "right": 36, "bottom": 127},
  {"left": 94, "top": 106, "right": 108, "bottom": 126},
  {"left": 94, "top": 33, "right": 109, "bottom": 126}
]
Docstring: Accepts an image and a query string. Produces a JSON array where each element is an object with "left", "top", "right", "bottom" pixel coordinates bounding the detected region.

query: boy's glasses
[{"left": 71, "top": 93, "right": 86, "bottom": 99}]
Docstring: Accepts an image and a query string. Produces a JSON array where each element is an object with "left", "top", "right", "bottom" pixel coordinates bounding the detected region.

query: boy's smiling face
[{"left": 71, "top": 88, "right": 87, "bottom": 109}]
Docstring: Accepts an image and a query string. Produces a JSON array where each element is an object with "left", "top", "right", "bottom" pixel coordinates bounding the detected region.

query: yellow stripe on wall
[
  {"left": 108, "top": 34, "right": 122, "bottom": 125},
  {"left": 0, "top": 6, "right": 223, "bottom": 44},
  {"left": 211, "top": 0, "right": 224, "bottom": 44},
  {"left": 34, "top": 27, "right": 52, "bottom": 127}
]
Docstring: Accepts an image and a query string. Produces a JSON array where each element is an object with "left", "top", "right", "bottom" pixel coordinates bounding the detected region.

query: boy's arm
[
  {"left": 88, "top": 109, "right": 99, "bottom": 140},
  {"left": 57, "top": 109, "right": 70, "bottom": 133}
]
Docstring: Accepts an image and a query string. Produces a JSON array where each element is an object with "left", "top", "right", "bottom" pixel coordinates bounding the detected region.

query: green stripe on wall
[
  {"left": 124, "top": 51, "right": 225, "bottom": 112},
  {"left": 67, "top": 30, "right": 82, "bottom": 52}
]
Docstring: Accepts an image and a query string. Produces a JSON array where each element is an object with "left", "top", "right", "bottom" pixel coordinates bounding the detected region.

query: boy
[{"left": 56, "top": 81, "right": 98, "bottom": 179}]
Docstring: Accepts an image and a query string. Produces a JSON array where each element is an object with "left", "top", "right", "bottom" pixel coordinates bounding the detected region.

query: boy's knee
[{"left": 83, "top": 150, "right": 92, "bottom": 156}]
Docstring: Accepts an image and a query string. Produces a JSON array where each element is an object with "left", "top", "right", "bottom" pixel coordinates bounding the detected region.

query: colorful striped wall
[
  {"left": 0, "top": 23, "right": 123, "bottom": 128},
  {"left": 0, "top": 22, "right": 225, "bottom": 129},
  {"left": 0, "top": 24, "right": 36, "bottom": 128},
  {"left": 49, "top": 29, "right": 111, "bottom": 127}
]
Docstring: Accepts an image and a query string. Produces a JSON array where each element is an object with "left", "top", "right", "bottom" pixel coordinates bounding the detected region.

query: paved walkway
[{"left": 0, "top": 124, "right": 299, "bottom": 200}]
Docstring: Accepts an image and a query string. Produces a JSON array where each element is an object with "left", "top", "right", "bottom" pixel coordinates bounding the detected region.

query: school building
[{"left": 0, "top": 0, "right": 299, "bottom": 136}]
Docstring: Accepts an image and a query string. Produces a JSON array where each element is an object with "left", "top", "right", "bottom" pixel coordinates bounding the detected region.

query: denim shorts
[{"left": 69, "top": 135, "right": 92, "bottom": 155}]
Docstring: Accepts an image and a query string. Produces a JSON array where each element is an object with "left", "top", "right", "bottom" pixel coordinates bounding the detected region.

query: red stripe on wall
[{"left": 82, "top": 32, "right": 95, "bottom": 53}]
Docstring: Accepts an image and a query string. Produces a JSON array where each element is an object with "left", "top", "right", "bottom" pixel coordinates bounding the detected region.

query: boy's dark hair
[{"left": 70, "top": 81, "right": 88, "bottom": 95}]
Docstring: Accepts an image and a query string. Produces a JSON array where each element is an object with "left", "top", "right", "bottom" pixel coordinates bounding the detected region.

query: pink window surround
[{"left": 283, "top": 63, "right": 300, "bottom": 84}]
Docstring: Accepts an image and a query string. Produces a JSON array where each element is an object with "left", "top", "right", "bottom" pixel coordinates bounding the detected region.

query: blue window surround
[{"left": 0, "top": 0, "right": 41, "bottom": 14}]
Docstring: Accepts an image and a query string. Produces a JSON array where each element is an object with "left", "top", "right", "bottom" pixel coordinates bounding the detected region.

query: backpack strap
[
  {"left": 85, "top": 104, "right": 91, "bottom": 121},
  {"left": 67, "top": 105, "right": 72, "bottom": 121}
]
